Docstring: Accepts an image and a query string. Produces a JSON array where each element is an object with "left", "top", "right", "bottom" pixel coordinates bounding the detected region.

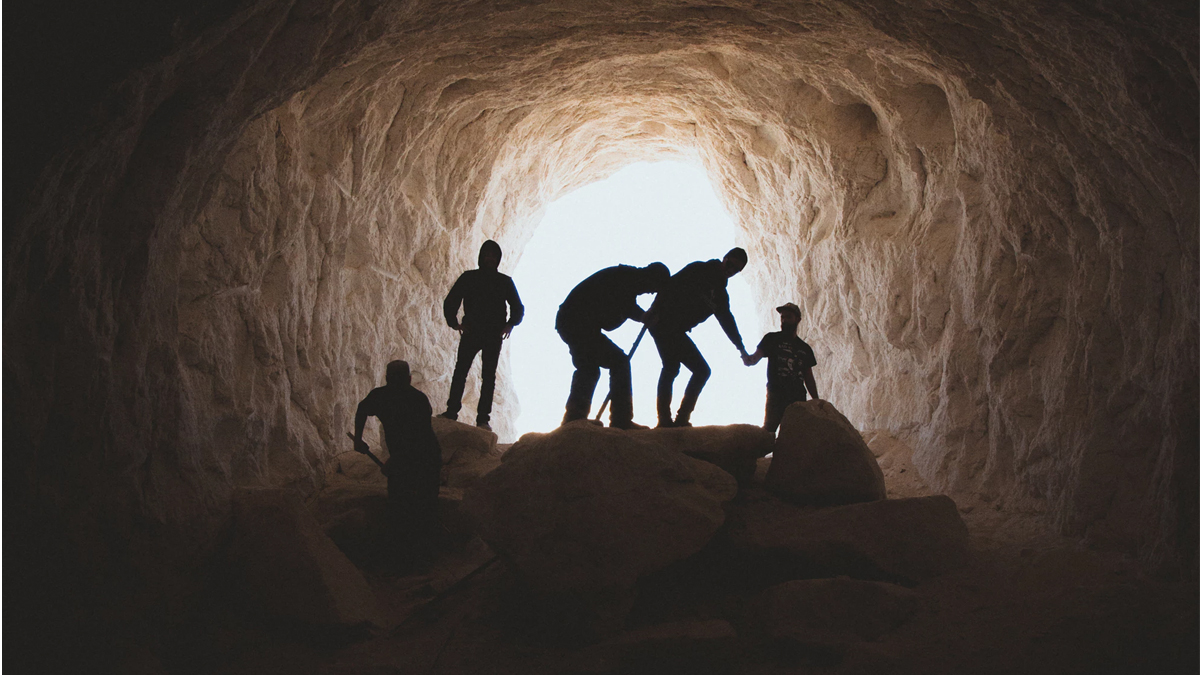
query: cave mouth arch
[
  {"left": 6, "top": 1, "right": 1195, "bottom": 600},
  {"left": 507, "top": 159, "right": 765, "bottom": 437}
]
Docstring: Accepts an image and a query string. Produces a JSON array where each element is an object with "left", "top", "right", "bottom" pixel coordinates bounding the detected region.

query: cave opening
[
  {"left": 5, "top": 1, "right": 1197, "bottom": 671},
  {"left": 508, "top": 159, "right": 764, "bottom": 437}
]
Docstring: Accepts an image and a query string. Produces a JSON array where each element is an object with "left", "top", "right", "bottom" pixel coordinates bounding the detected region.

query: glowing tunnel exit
[{"left": 509, "top": 161, "right": 765, "bottom": 437}]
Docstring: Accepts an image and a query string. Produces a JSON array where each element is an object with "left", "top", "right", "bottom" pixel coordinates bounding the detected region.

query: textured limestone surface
[
  {"left": 5, "top": 2, "right": 1197, "bottom": 653},
  {"left": 463, "top": 423, "right": 737, "bottom": 596},
  {"left": 767, "top": 399, "right": 887, "bottom": 505}
]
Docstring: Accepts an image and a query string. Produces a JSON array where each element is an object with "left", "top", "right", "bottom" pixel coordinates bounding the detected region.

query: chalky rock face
[
  {"left": 729, "top": 494, "right": 970, "bottom": 584},
  {"left": 463, "top": 423, "right": 737, "bottom": 596},
  {"left": 225, "top": 488, "right": 380, "bottom": 627},
  {"left": 766, "top": 400, "right": 887, "bottom": 505},
  {"left": 4, "top": 0, "right": 1196, "bottom": 626},
  {"left": 630, "top": 424, "right": 775, "bottom": 484}
]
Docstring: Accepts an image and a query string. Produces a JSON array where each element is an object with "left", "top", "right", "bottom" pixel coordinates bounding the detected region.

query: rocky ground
[{"left": 156, "top": 405, "right": 1196, "bottom": 675}]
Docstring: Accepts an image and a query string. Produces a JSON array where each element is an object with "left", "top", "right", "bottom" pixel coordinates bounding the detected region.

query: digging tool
[
  {"left": 346, "top": 432, "right": 388, "bottom": 474},
  {"left": 594, "top": 323, "right": 649, "bottom": 421}
]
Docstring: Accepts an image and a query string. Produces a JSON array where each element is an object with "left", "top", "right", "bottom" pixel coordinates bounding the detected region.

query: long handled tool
[
  {"left": 345, "top": 431, "right": 388, "bottom": 473},
  {"left": 594, "top": 324, "right": 649, "bottom": 421}
]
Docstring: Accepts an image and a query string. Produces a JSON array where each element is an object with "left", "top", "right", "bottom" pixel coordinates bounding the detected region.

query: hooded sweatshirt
[{"left": 443, "top": 240, "right": 524, "bottom": 333}]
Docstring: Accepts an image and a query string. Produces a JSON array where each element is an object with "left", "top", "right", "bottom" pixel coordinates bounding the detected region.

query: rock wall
[{"left": 6, "top": 0, "right": 1196, "bottom": 621}]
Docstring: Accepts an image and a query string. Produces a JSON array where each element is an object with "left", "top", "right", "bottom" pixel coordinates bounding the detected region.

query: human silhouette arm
[
  {"left": 712, "top": 288, "right": 748, "bottom": 357},
  {"left": 503, "top": 277, "right": 524, "bottom": 339},
  {"left": 443, "top": 274, "right": 467, "bottom": 331},
  {"left": 352, "top": 402, "right": 372, "bottom": 455},
  {"left": 743, "top": 347, "right": 764, "bottom": 366},
  {"left": 803, "top": 367, "right": 820, "bottom": 400}
]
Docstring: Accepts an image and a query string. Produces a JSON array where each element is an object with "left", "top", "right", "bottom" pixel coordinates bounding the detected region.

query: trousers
[{"left": 445, "top": 329, "right": 503, "bottom": 424}]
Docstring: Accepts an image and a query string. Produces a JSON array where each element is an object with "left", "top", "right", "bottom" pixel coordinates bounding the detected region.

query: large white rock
[
  {"left": 766, "top": 400, "right": 887, "bottom": 505},
  {"left": 463, "top": 422, "right": 737, "bottom": 596}
]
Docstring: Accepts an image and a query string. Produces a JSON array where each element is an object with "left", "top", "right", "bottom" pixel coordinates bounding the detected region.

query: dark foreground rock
[
  {"left": 752, "top": 578, "right": 919, "bottom": 644},
  {"left": 224, "top": 488, "right": 381, "bottom": 628},
  {"left": 629, "top": 424, "right": 775, "bottom": 484},
  {"left": 463, "top": 422, "right": 737, "bottom": 597},
  {"left": 728, "top": 494, "right": 970, "bottom": 584},
  {"left": 766, "top": 400, "right": 886, "bottom": 505},
  {"left": 572, "top": 619, "right": 739, "bottom": 675}
]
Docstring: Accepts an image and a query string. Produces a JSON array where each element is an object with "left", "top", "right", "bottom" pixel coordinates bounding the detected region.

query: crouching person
[{"left": 353, "top": 360, "right": 442, "bottom": 568}]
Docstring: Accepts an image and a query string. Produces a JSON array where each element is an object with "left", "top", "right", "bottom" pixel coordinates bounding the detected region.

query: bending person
[
  {"left": 441, "top": 240, "right": 524, "bottom": 431},
  {"left": 556, "top": 262, "right": 670, "bottom": 429},
  {"left": 646, "top": 248, "right": 749, "bottom": 428}
]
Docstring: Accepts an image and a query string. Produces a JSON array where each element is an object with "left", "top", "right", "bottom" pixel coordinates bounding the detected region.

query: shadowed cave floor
[{"left": 187, "top": 444, "right": 1196, "bottom": 675}]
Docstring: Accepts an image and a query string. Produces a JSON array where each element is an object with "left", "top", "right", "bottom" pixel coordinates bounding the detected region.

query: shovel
[
  {"left": 594, "top": 324, "right": 649, "bottom": 421},
  {"left": 345, "top": 432, "right": 388, "bottom": 474}
]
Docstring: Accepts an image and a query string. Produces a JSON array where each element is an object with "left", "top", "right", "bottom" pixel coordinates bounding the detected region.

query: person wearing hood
[
  {"left": 441, "top": 240, "right": 524, "bottom": 431},
  {"left": 555, "top": 262, "right": 670, "bottom": 429}
]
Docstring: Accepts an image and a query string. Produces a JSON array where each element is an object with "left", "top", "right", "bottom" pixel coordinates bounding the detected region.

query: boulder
[
  {"left": 224, "top": 488, "right": 380, "bottom": 628},
  {"left": 752, "top": 578, "right": 919, "bottom": 644},
  {"left": 629, "top": 424, "right": 775, "bottom": 484},
  {"left": 463, "top": 421, "right": 738, "bottom": 597},
  {"left": 728, "top": 494, "right": 969, "bottom": 584},
  {"left": 766, "top": 400, "right": 886, "bottom": 505},
  {"left": 432, "top": 415, "right": 502, "bottom": 487}
]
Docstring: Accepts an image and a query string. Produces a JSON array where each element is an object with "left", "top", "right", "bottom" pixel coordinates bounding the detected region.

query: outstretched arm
[{"left": 712, "top": 289, "right": 747, "bottom": 356}]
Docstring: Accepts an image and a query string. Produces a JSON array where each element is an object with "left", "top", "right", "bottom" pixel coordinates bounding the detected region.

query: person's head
[
  {"left": 722, "top": 247, "right": 748, "bottom": 277},
  {"left": 478, "top": 240, "right": 502, "bottom": 271},
  {"left": 776, "top": 302, "right": 802, "bottom": 331},
  {"left": 385, "top": 360, "right": 412, "bottom": 386},
  {"left": 642, "top": 262, "right": 670, "bottom": 292}
]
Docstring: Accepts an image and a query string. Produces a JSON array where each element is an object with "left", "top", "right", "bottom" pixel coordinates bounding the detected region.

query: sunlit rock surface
[{"left": 5, "top": 4, "right": 1196, "bottom": 661}]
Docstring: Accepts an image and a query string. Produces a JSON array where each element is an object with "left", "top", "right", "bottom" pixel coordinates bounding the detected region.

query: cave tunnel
[{"left": 5, "top": 0, "right": 1198, "bottom": 672}]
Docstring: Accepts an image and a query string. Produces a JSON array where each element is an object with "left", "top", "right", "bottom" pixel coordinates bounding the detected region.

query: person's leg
[
  {"left": 674, "top": 335, "right": 710, "bottom": 427},
  {"left": 764, "top": 388, "right": 786, "bottom": 433},
  {"left": 652, "top": 328, "right": 683, "bottom": 427},
  {"left": 590, "top": 334, "right": 635, "bottom": 426},
  {"left": 564, "top": 347, "right": 601, "bottom": 424},
  {"left": 444, "top": 333, "right": 481, "bottom": 418},
  {"left": 765, "top": 385, "right": 806, "bottom": 433},
  {"left": 476, "top": 332, "right": 503, "bottom": 427}
]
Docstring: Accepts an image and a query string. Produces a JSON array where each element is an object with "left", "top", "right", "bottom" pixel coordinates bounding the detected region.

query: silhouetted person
[
  {"left": 441, "top": 240, "right": 524, "bottom": 431},
  {"left": 646, "top": 248, "right": 749, "bottom": 427},
  {"left": 556, "top": 262, "right": 671, "bottom": 429},
  {"left": 743, "top": 302, "right": 820, "bottom": 433},
  {"left": 353, "top": 360, "right": 443, "bottom": 562}
]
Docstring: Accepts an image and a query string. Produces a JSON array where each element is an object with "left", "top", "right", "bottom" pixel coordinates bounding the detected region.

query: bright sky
[{"left": 508, "top": 160, "right": 769, "bottom": 437}]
